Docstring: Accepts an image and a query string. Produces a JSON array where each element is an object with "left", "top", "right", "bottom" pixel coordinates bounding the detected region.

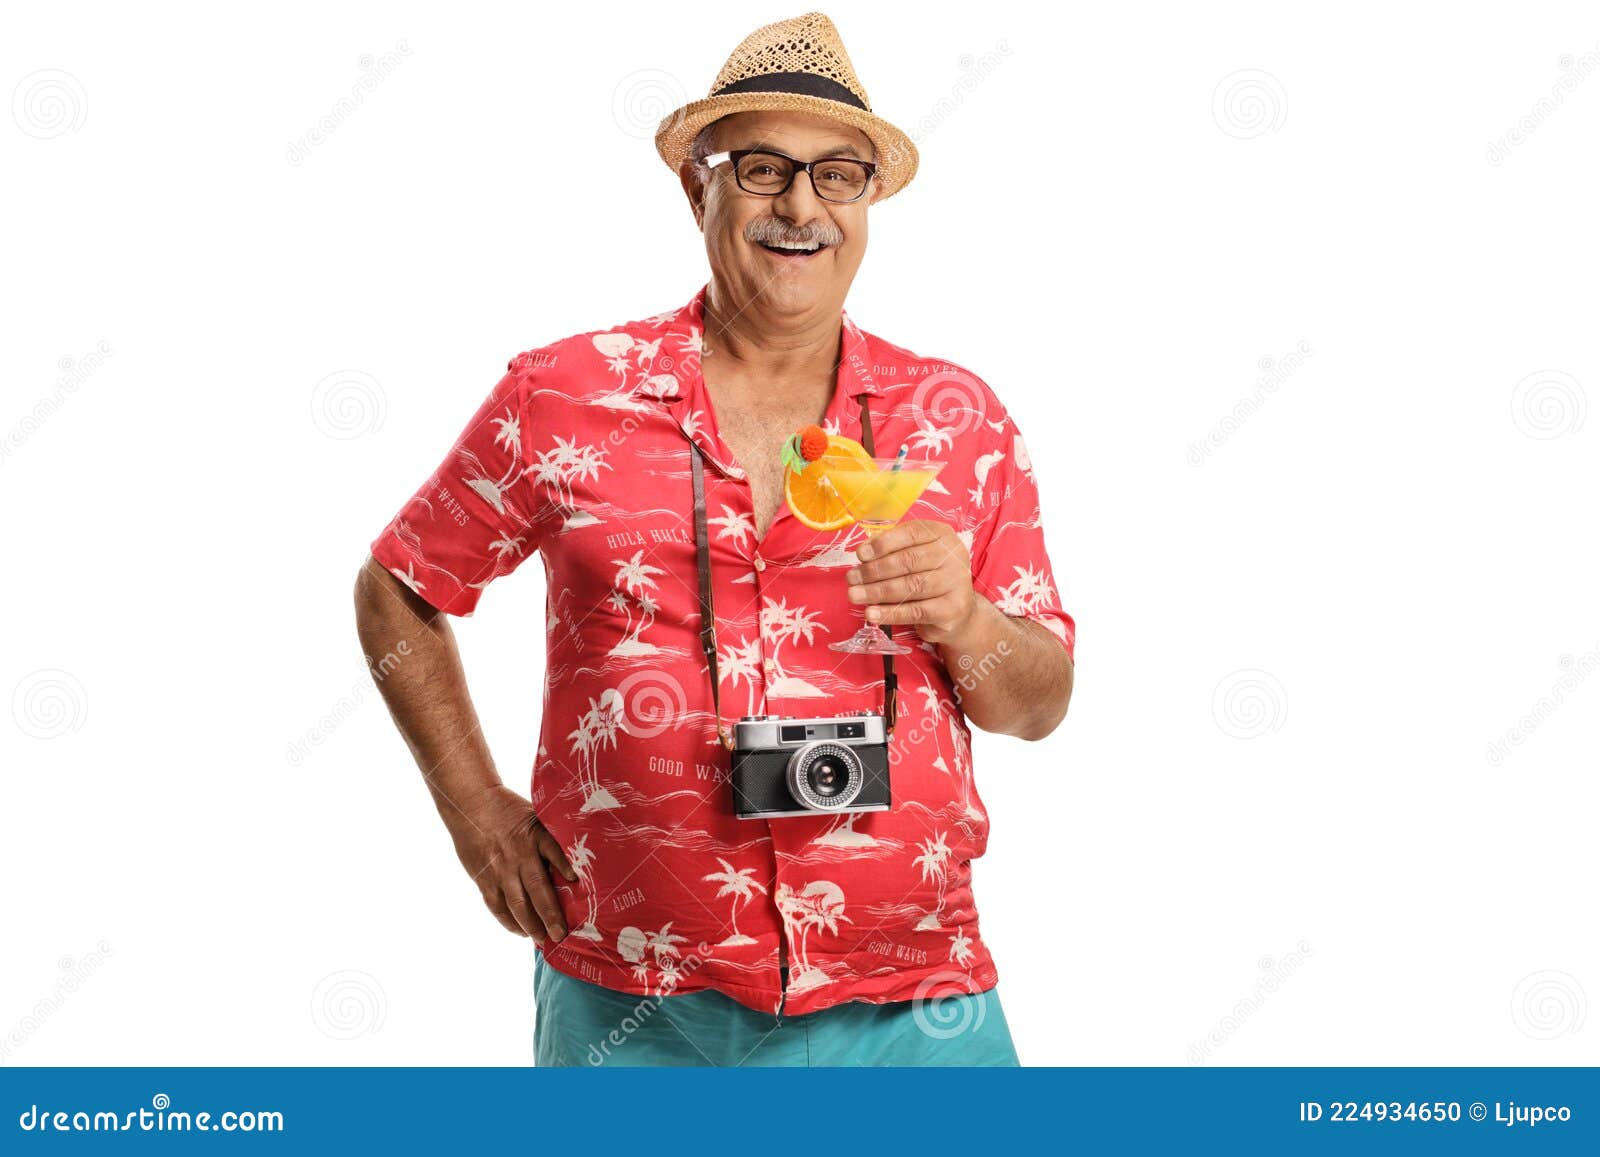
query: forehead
[{"left": 710, "top": 111, "right": 873, "bottom": 159}]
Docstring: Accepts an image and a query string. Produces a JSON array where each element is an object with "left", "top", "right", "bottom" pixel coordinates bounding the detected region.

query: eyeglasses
[{"left": 701, "top": 148, "right": 876, "bottom": 204}]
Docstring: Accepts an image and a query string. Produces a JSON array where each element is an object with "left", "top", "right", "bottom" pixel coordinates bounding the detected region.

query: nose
[{"left": 771, "top": 164, "right": 827, "bottom": 224}]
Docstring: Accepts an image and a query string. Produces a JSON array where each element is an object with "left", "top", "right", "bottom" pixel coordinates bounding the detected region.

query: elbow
[
  {"left": 1011, "top": 700, "right": 1067, "bottom": 742},
  {"left": 1012, "top": 661, "right": 1072, "bottom": 741},
  {"left": 353, "top": 556, "right": 385, "bottom": 626}
]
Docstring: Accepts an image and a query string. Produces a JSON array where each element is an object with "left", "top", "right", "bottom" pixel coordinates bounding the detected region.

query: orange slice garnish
[{"left": 784, "top": 434, "right": 873, "bottom": 531}]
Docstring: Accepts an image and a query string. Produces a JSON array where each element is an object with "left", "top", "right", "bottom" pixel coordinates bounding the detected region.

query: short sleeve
[
  {"left": 368, "top": 357, "right": 544, "bottom": 617},
  {"left": 967, "top": 411, "right": 1076, "bottom": 663}
]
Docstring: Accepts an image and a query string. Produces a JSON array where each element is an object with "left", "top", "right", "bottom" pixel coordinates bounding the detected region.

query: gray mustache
[{"left": 745, "top": 218, "right": 843, "bottom": 247}]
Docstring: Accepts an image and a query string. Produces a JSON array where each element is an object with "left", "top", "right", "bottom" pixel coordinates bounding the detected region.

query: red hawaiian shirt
[{"left": 369, "top": 283, "right": 1075, "bottom": 1016}]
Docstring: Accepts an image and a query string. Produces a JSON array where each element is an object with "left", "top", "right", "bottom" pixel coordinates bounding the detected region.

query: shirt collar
[{"left": 639, "top": 282, "right": 881, "bottom": 400}]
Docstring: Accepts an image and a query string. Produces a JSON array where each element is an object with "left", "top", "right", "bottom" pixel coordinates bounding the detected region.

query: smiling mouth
[{"left": 756, "top": 240, "right": 828, "bottom": 258}]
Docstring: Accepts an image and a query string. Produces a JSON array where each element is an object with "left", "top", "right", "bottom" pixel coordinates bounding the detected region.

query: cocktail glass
[{"left": 823, "top": 457, "right": 946, "bottom": 654}]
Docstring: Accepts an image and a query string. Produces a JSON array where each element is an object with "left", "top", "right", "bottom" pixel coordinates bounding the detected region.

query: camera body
[{"left": 730, "top": 711, "right": 890, "bottom": 819}]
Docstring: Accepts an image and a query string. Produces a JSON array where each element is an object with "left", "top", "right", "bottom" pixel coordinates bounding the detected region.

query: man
[{"left": 354, "top": 11, "right": 1074, "bottom": 1067}]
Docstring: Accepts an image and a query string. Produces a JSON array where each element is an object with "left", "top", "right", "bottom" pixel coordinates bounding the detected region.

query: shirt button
[{"left": 754, "top": 555, "right": 767, "bottom": 572}]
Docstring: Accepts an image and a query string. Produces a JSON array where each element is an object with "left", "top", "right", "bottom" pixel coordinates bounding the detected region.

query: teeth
[{"left": 766, "top": 241, "right": 821, "bottom": 252}]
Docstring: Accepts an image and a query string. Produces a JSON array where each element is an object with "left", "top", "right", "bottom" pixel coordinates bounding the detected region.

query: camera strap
[{"left": 689, "top": 395, "right": 898, "bottom": 752}]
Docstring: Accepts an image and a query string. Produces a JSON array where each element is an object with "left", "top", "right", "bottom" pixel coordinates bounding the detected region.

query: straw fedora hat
[{"left": 654, "top": 11, "right": 919, "bottom": 201}]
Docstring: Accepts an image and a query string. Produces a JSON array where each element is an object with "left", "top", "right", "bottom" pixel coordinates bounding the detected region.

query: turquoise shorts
[{"left": 533, "top": 953, "right": 1020, "bottom": 1067}]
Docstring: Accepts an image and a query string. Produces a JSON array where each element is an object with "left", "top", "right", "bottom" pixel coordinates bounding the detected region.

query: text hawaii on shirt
[{"left": 369, "top": 283, "right": 1075, "bottom": 1016}]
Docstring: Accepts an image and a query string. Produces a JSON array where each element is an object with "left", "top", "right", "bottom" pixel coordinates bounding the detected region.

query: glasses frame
[{"left": 701, "top": 148, "right": 878, "bottom": 204}]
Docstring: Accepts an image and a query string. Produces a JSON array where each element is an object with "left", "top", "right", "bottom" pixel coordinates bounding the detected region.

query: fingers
[
  {"left": 868, "top": 591, "right": 974, "bottom": 628},
  {"left": 495, "top": 875, "right": 546, "bottom": 944},
  {"left": 854, "top": 519, "right": 943, "bottom": 562},
  {"left": 848, "top": 567, "right": 953, "bottom": 609},
  {"left": 850, "top": 529, "right": 966, "bottom": 586},
  {"left": 520, "top": 861, "right": 568, "bottom": 943},
  {"left": 537, "top": 828, "right": 579, "bottom": 883},
  {"left": 482, "top": 882, "right": 535, "bottom": 940}
]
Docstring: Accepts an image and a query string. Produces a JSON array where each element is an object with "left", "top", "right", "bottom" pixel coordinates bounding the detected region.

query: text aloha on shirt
[{"left": 369, "top": 283, "right": 1075, "bottom": 1016}]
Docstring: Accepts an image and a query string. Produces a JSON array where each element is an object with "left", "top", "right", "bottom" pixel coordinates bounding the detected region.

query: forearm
[
  {"left": 352, "top": 556, "right": 508, "bottom": 828},
  {"left": 934, "top": 592, "right": 1073, "bottom": 740}
]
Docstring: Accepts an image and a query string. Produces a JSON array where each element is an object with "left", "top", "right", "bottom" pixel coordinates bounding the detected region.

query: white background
[{"left": 3, "top": 1, "right": 1596, "bottom": 1067}]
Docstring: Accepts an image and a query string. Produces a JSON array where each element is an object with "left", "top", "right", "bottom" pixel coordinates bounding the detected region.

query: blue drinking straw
[{"left": 889, "top": 444, "right": 908, "bottom": 471}]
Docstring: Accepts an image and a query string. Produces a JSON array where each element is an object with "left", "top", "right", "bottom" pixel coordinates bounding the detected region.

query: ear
[{"left": 678, "top": 162, "right": 706, "bottom": 230}]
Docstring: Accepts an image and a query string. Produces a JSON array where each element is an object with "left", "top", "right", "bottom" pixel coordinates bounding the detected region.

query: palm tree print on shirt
[
  {"left": 702, "top": 858, "right": 769, "bottom": 947},
  {"left": 949, "top": 926, "right": 976, "bottom": 967},
  {"left": 461, "top": 407, "right": 524, "bottom": 515},
  {"left": 589, "top": 332, "right": 681, "bottom": 410},
  {"left": 716, "top": 635, "right": 764, "bottom": 719},
  {"left": 993, "top": 563, "right": 1056, "bottom": 617},
  {"left": 912, "top": 831, "right": 953, "bottom": 931},
  {"left": 566, "top": 834, "right": 602, "bottom": 940},
  {"left": 617, "top": 921, "right": 690, "bottom": 995},
  {"left": 528, "top": 434, "right": 610, "bottom": 530},
  {"left": 775, "top": 880, "right": 851, "bottom": 993},
  {"left": 607, "top": 550, "right": 667, "bottom": 656},
  {"left": 567, "top": 691, "right": 624, "bottom": 811},
  {"left": 759, "top": 597, "right": 829, "bottom": 698},
  {"left": 708, "top": 505, "right": 755, "bottom": 554}
]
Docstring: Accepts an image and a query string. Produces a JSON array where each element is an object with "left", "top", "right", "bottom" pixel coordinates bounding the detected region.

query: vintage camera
[{"left": 730, "top": 711, "right": 890, "bottom": 819}]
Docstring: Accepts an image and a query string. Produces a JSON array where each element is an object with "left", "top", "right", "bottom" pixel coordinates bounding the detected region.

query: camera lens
[
  {"left": 785, "top": 742, "right": 864, "bottom": 811},
  {"left": 809, "top": 755, "right": 848, "bottom": 797}
]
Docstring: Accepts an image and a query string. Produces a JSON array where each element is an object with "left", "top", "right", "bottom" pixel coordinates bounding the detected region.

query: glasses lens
[
  {"left": 812, "top": 159, "right": 870, "bottom": 202},
  {"left": 736, "top": 152, "right": 794, "bottom": 194}
]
